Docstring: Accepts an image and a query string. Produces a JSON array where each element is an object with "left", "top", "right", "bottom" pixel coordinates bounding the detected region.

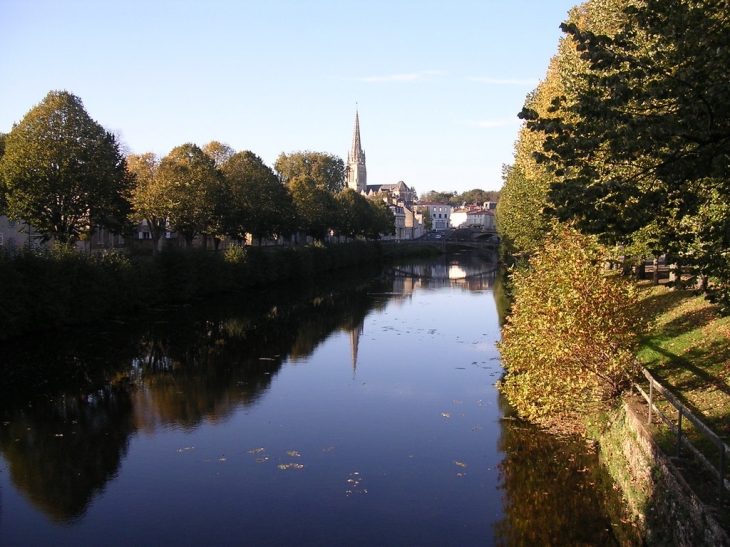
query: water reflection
[
  {"left": 0, "top": 268, "right": 386, "bottom": 523},
  {"left": 493, "top": 396, "right": 641, "bottom": 546},
  {"left": 0, "top": 253, "right": 638, "bottom": 546}
]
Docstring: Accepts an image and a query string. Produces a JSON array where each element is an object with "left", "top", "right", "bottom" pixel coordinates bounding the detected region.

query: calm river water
[{"left": 0, "top": 252, "right": 639, "bottom": 546}]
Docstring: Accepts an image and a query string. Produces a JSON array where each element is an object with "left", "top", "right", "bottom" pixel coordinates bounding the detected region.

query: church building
[{"left": 345, "top": 111, "right": 415, "bottom": 204}]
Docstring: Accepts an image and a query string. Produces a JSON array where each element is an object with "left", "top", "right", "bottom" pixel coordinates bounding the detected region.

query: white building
[{"left": 417, "top": 202, "right": 451, "bottom": 230}]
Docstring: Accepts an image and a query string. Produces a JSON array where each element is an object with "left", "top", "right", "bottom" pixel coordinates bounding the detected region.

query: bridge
[{"left": 381, "top": 229, "right": 500, "bottom": 255}]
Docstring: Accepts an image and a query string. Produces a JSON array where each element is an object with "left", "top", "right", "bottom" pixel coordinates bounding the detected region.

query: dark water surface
[{"left": 0, "top": 253, "right": 637, "bottom": 546}]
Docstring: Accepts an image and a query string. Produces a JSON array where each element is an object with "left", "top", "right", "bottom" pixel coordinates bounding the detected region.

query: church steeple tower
[{"left": 346, "top": 110, "right": 367, "bottom": 193}]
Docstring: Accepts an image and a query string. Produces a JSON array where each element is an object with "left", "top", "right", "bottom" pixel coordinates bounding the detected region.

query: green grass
[{"left": 634, "top": 280, "right": 730, "bottom": 518}]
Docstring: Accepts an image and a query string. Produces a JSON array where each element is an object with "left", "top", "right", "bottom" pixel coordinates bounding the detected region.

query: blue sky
[{"left": 1, "top": 0, "right": 578, "bottom": 194}]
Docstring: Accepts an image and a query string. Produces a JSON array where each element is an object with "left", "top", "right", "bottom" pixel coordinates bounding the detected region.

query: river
[{"left": 0, "top": 252, "right": 639, "bottom": 546}]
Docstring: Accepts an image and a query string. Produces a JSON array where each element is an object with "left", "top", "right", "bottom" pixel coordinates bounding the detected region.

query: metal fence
[{"left": 633, "top": 367, "right": 730, "bottom": 503}]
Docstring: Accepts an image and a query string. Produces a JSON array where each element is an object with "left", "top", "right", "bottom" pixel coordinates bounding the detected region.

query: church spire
[
  {"left": 346, "top": 109, "right": 367, "bottom": 193},
  {"left": 349, "top": 110, "right": 364, "bottom": 163}
]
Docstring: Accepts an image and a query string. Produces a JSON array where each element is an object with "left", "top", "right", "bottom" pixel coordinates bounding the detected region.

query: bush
[{"left": 498, "top": 225, "right": 646, "bottom": 428}]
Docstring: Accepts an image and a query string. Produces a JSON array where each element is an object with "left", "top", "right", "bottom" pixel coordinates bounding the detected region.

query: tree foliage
[
  {"left": 0, "top": 91, "right": 132, "bottom": 243},
  {"left": 498, "top": 225, "right": 644, "bottom": 427},
  {"left": 334, "top": 189, "right": 372, "bottom": 240},
  {"left": 520, "top": 0, "right": 730, "bottom": 309},
  {"left": 221, "top": 151, "right": 296, "bottom": 244},
  {"left": 274, "top": 151, "right": 345, "bottom": 193},
  {"left": 127, "top": 152, "right": 168, "bottom": 254},
  {"left": 157, "top": 143, "right": 224, "bottom": 246},
  {"left": 365, "top": 198, "right": 396, "bottom": 240},
  {"left": 289, "top": 175, "right": 337, "bottom": 241}
]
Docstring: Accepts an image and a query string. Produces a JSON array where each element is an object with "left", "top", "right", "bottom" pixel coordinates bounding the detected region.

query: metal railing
[{"left": 634, "top": 367, "right": 729, "bottom": 502}]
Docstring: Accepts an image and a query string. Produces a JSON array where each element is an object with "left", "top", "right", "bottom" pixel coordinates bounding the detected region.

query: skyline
[{"left": 1, "top": 0, "right": 579, "bottom": 194}]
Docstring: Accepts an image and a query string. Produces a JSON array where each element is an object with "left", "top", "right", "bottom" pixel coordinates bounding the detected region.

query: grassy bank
[
  {"left": 591, "top": 280, "right": 730, "bottom": 543},
  {"left": 0, "top": 241, "right": 382, "bottom": 340}
]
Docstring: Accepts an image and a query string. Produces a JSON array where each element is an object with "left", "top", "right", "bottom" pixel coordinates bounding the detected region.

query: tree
[
  {"left": 523, "top": 0, "right": 730, "bottom": 309},
  {"left": 289, "top": 175, "right": 337, "bottom": 241},
  {"left": 420, "top": 190, "right": 457, "bottom": 204},
  {"left": 221, "top": 151, "right": 296, "bottom": 245},
  {"left": 420, "top": 208, "right": 433, "bottom": 231},
  {"left": 334, "top": 188, "right": 371, "bottom": 240},
  {"left": 365, "top": 198, "right": 395, "bottom": 240},
  {"left": 498, "top": 0, "right": 632, "bottom": 259},
  {"left": 498, "top": 225, "right": 644, "bottom": 428},
  {"left": 275, "top": 151, "right": 345, "bottom": 193},
  {"left": 0, "top": 91, "right": 132, "bottom": 244},
  {"left": 459, "top": 188, "right": 499, "bottom": 205},
  {"left": 202, "top": 141, "right": 235, "bottom": 168},
  {"left": 127, "top": 152, "right": 169, "bottom": 254},
  {"left": 157, "top": 143, "right": 224, "bottom": 247}
]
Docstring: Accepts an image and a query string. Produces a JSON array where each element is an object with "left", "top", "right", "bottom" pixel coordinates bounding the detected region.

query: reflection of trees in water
[
  {"left": 492, "top": 395, "right": 641, "bottom": 547},
  {"left": 0, "top": 266, "right": 387, "bottom": 522},
  {"left": 0, "top": 386, "right": 134, "bottom": 524}
]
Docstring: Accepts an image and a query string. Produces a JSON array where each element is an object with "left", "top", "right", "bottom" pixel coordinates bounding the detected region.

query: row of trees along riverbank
[
  {"left": 496, "top": 0, "right": 730, "bottom": 538},
  {"left": 0, "top": 241, "right": 382, "bottom": 341},
  {"left": 496, "top": 0, "right": 730, "bottom": 428},
  {"left": 0, "top": 90, "right": 395, "bottom": 250}
]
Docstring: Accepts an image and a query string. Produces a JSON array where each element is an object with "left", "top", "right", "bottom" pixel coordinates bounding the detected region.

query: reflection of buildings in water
[
  {"left": 390, "top": 275, "right": 419, "bottom": 299},
  {"left": 448, "top": 264, "right": 467, "bottom": 279}
]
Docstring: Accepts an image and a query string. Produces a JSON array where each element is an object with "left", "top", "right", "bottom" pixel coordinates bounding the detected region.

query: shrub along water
[
  {"left": 498, "top": 225, "right": 647, "bottom": 431},
  {"left": 0, "top": 241, "right": 382, "bottom": 340}
]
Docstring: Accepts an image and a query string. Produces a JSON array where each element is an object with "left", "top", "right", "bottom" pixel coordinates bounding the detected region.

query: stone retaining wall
[{"left": 600, "top": 397, "right": 729, "bottom": 546}]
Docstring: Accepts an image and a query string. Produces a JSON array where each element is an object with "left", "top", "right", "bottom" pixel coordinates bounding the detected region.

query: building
[
  {"left": 450, "top": 206, "right": 496, "bottom": 230},
  {"left": 417, "top": 202, "right": 451, "bottom": 230},
  {"left": 0, "top": 216, "right": 41, "bottom": 249}
]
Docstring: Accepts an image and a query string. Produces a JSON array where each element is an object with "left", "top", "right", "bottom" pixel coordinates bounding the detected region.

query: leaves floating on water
[
  {"left": 278, "top": 463, "right": 304, "bottom": 470},
  {"left": 287, "top": 451, "right": 301, "bottom": 457},
  {"left": 248, "top": 447, "right": 265, "bottom": 454},
  {"left": 345, "top": 471, "right": 367, "bottom": 496},
  {"left": 454, "top": 461, "right": 467, "bottom": 467}
]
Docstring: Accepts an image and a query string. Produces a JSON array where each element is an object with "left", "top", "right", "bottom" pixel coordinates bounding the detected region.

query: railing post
[
  {"left": 720, "top": 444, "right": 726, "bottom": 504},
  {"left": 648, "top": 380, "right": 653, "bottom": 424},
  {"left": 677, "top": 407, "right": 683, "bottom": 457}
]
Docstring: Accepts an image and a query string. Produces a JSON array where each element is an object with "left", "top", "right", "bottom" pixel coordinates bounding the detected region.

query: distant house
[
  {"left": 0, "top": 215, "right": 40, "bottom": 250},
  {"left": 416, "top": 202, "right": 451, "bottom": 230},
  {"left": 450, "top": 206, "right": 496, "bottom": 230}
]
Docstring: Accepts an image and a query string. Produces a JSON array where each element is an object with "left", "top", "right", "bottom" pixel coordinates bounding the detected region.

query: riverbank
[
  {"left": 0, "top": 241, "right": 382, "bottom": 340},
  {"left": 596, "top": 281, "right": 730, "bottom": 546}
]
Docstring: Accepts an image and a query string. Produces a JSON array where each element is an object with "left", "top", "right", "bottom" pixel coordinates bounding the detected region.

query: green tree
[
  {"left": 420, "top": 208, "right": 433, "bottom": 231},
  {"left": 157, "top": 143, "right": 224, "bottom": 247},
  {"left": 275, "top": 151, "right": 345, "bottom": 193},
  {"left": 334, "top": 188, "right": 371, "bottom": 240},
  {"left": 0, "top": 91, "right": 132, "bottom": 243},
  {"left": 524, "top": 0, "right": 730, "bottom": 309},
  {"left": 221, "top": 151, "right": 296, "bottom": 245},
  {"left": 420, "top": 190, "right": 457, "bottom": 205},
  {"left": 127, "top": 152, "right": 169, "bottom": 254},
  {"left": 498, "top": 0, "right": 631, "bottom": 259},
  {"left": 365, "top": 198, "right": 395, "bottom": 240},
  {"left": 458, "top": 188, "right": 499, "bottom": 205},
  {"left": 498, "top": 225, "right": 644, "bottom": 427},
  {"left": 289, "top": 175, "right": 337, "bottom": 241}
]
